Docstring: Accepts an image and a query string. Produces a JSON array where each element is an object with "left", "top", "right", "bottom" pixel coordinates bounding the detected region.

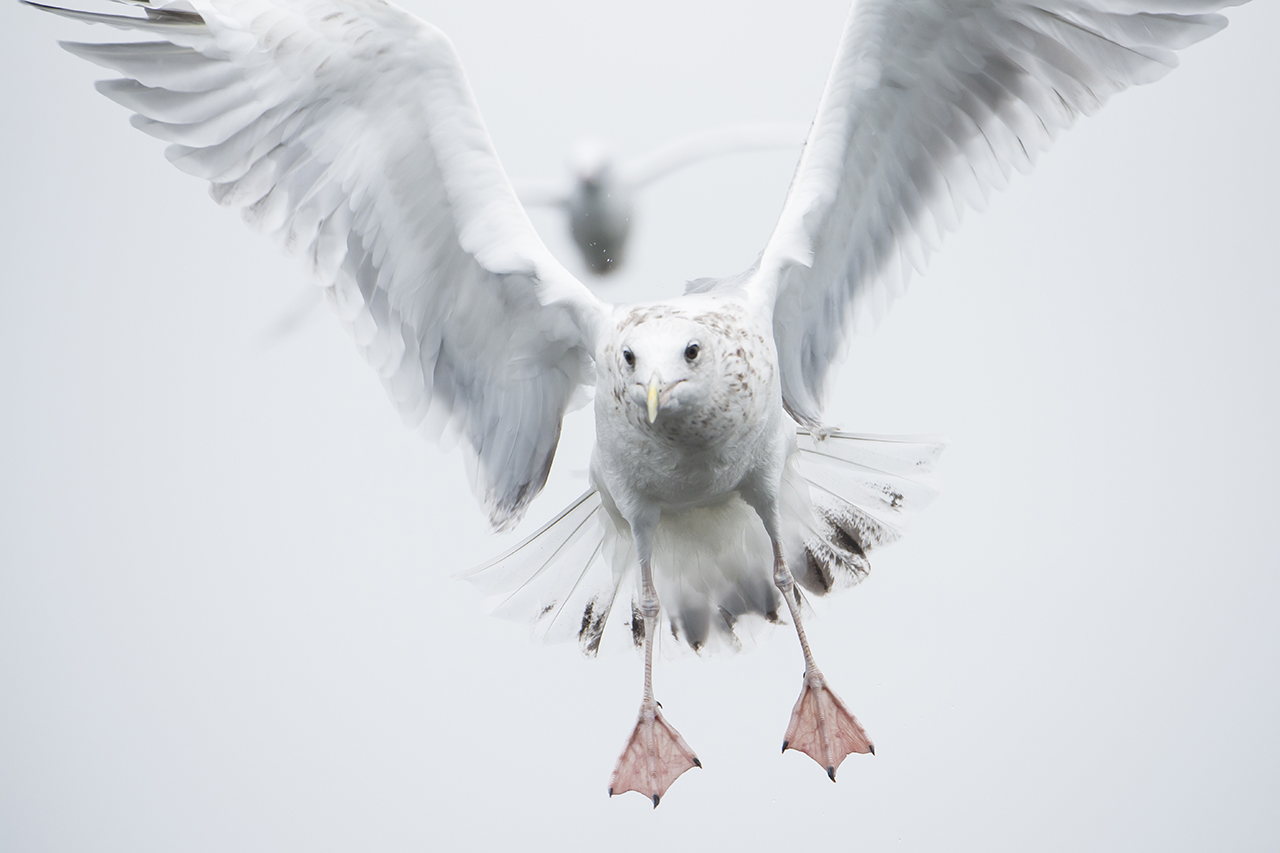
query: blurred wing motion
[
  {"left": 619, "top": 121, "right": 811, "bottom": 189},
  {"left": 32, "top": 0, "right": 609, "bottom": 529},
  {"left": 515, "top": 122, "right": 811, "bottom": 209},
  {"left": 510, "top": 176, "right": 572, "bottom": 209},
  {"left": 514, "top": 123, "right": 808, "bottom": 278},
  {"left": 746, "top": 0, "right": 1238, "bottom": 427}
]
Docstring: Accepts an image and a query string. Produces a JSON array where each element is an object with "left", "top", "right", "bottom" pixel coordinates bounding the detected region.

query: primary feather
[{"left": 748, "top": 0, "right": 1240, "bottom": 427}]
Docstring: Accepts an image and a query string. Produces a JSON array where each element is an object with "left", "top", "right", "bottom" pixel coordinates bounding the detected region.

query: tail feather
[
  {"left": 459, "top": 489, "right": 629, "bottom": 657},
  {"left": 792, "top": 430, "right": 945, "bottom": 596},
  {"left": 797, "top": 429, "right": 945, "bottom": 476}
]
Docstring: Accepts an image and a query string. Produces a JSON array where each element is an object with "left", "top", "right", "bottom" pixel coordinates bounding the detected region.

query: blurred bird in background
[{"left": 516, "top": 123, "right": 809, "bottom": 276}]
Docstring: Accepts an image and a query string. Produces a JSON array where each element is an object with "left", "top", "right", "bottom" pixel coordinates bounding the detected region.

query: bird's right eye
[{"left": 622, "top": 347, "right": 635, "bottom": 368}]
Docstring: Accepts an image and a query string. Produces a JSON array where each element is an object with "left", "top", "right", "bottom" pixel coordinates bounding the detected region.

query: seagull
[
  {"left": 25, "top": 0, "right": 1244, "bottom": 806},
  {"left": 515, "top": 124, "right": 809, "bottom": 275}
]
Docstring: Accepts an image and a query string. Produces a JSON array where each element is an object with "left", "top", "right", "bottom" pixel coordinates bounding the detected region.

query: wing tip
[{"left": 23, "top": 0, "right": 204, "bottom": 29}]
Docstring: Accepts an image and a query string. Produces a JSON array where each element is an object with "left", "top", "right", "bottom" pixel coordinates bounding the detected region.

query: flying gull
[
  {"left": 516, "top": 123, "right": 810, "bottom": 275},
  {"left": 25, "top": 0, "right": 1246, "bottom": 806}
]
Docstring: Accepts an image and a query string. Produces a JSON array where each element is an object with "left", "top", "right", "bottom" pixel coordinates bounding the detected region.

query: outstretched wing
[
  {"left": 620, "top": 122, "right": 811, "bottom": 189},
  {"left": 745, "top": 0, "right": 1239, "bottom": 427},
  {"left": 31, "top": 0, "right": 609, "bottom": 529},
  {"left": 514, "top": 122, "right": 809, "bottom": 207}
]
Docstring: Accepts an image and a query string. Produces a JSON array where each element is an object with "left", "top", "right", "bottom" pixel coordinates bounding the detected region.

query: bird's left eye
[{"left": 685, "top": 342, "right": 700, "bottom": 361}]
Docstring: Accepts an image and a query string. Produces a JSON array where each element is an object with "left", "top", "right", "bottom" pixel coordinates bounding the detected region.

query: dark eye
[
  {"left": 622, "top": 347, "right": 635, "bottom": 368},
  {"left": 684, "top": 342, "right": 700, "bottom": 361}
]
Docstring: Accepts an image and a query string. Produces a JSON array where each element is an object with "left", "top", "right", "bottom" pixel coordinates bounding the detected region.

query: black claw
[
  {"left": 781, "top": 740, "right": 789, "bottom": 753},
  {"left": 693, "top": 757, "right": 701, "bottom": 768},
  {"left": 827, "top": 765, "right": 836, "bottom": 782},
  {"left": 652, "top": 794, "right": 661, "bottom": 808},
  {"left": 656, "top": 700, "right": 663, "bottom": 709},
  {"left": 869, "top": 744, "right": 875, "bottom": 756},
  {"left": 608, "top": 787, "right": 614, "bottom": 797}
]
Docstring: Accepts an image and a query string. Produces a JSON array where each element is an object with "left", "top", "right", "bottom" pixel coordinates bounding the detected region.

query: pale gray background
[{"left": 1, "top": 1, "right": 1277, "bottom": 850}]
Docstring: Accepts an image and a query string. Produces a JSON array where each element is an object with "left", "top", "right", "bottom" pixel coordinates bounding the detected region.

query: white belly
[{"left": 592, "top": 418, "right": 775, "bottom": 510}]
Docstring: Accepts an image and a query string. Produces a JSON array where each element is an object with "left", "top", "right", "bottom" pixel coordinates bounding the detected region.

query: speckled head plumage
[{"left": 598, "top": 302, "right": 775, "bottom": 446}]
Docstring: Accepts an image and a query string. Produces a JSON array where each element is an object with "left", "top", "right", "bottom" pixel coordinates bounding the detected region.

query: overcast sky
[{"left": 1, "top": 1, "right": 1277, "bottom": 850}]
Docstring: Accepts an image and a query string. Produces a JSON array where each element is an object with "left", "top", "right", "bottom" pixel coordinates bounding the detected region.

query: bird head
[
  {"left": 569, "top": 137, "right": 616, "bottom": 192},
  {"left": 601, "top": 306, "right": 757, "bottom": 439},
  {"left": 619, "top": 319, "right": 709, "bottom": 424}
]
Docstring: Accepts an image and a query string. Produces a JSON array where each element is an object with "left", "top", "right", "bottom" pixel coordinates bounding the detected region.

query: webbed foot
[
  {"left": 608, "top": 701, "right": 700, "bottom": 806},
  {"left": 781, "top": 668, "right": 873, "bottom": 781}
]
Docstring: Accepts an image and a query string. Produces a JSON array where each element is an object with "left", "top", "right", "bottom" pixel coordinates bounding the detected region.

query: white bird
[
  {"left": 516, "top": 124, "right": 810, "bottom": 275},
  {"left": 26, "top": 0, "right": 1244, "bottom": 806}
]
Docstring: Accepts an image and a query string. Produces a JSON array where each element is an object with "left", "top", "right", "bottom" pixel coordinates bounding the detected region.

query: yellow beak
[{"left": 647, "top": 371, "right": 661, "bottom": 423}]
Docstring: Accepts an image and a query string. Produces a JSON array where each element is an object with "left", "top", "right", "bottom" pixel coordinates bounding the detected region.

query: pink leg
[
  {"left": 774, "top": 541, "right": 874, "bottom": 780},
  {"left": 608, "top": 559, "right": 700, "bottom": 806}
]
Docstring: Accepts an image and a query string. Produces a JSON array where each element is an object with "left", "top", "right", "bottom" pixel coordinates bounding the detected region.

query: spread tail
[
  {"left": 462, "top": 430, "right": 946, "bottom": 656},
  {"left": 789, "top": 429, "right": 945, "bottom": 596},
  {"left": 458, "top": 490, "right": 632, "bottom": 657}
]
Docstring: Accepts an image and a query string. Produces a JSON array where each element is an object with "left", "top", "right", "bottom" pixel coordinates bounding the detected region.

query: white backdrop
[{"left": 1, "top": 1, "right": 1277, "bottom": 850}]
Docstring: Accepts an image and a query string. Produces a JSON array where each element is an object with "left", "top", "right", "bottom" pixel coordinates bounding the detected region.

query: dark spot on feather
[
  {"left": 578, "top": 598, "right": 607, "bottom": 657},
  {"left": 830, "top": 521, "right": 866, "bottom": 558},
  {"left": 630, "top": 602, "right": 645, "bottom": 648},
  {"left": 805, "top": 545, "right": 833, "bottom": 593},
  {"left": 538, "top": 602, "right": 556, "bottom": 619}
]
